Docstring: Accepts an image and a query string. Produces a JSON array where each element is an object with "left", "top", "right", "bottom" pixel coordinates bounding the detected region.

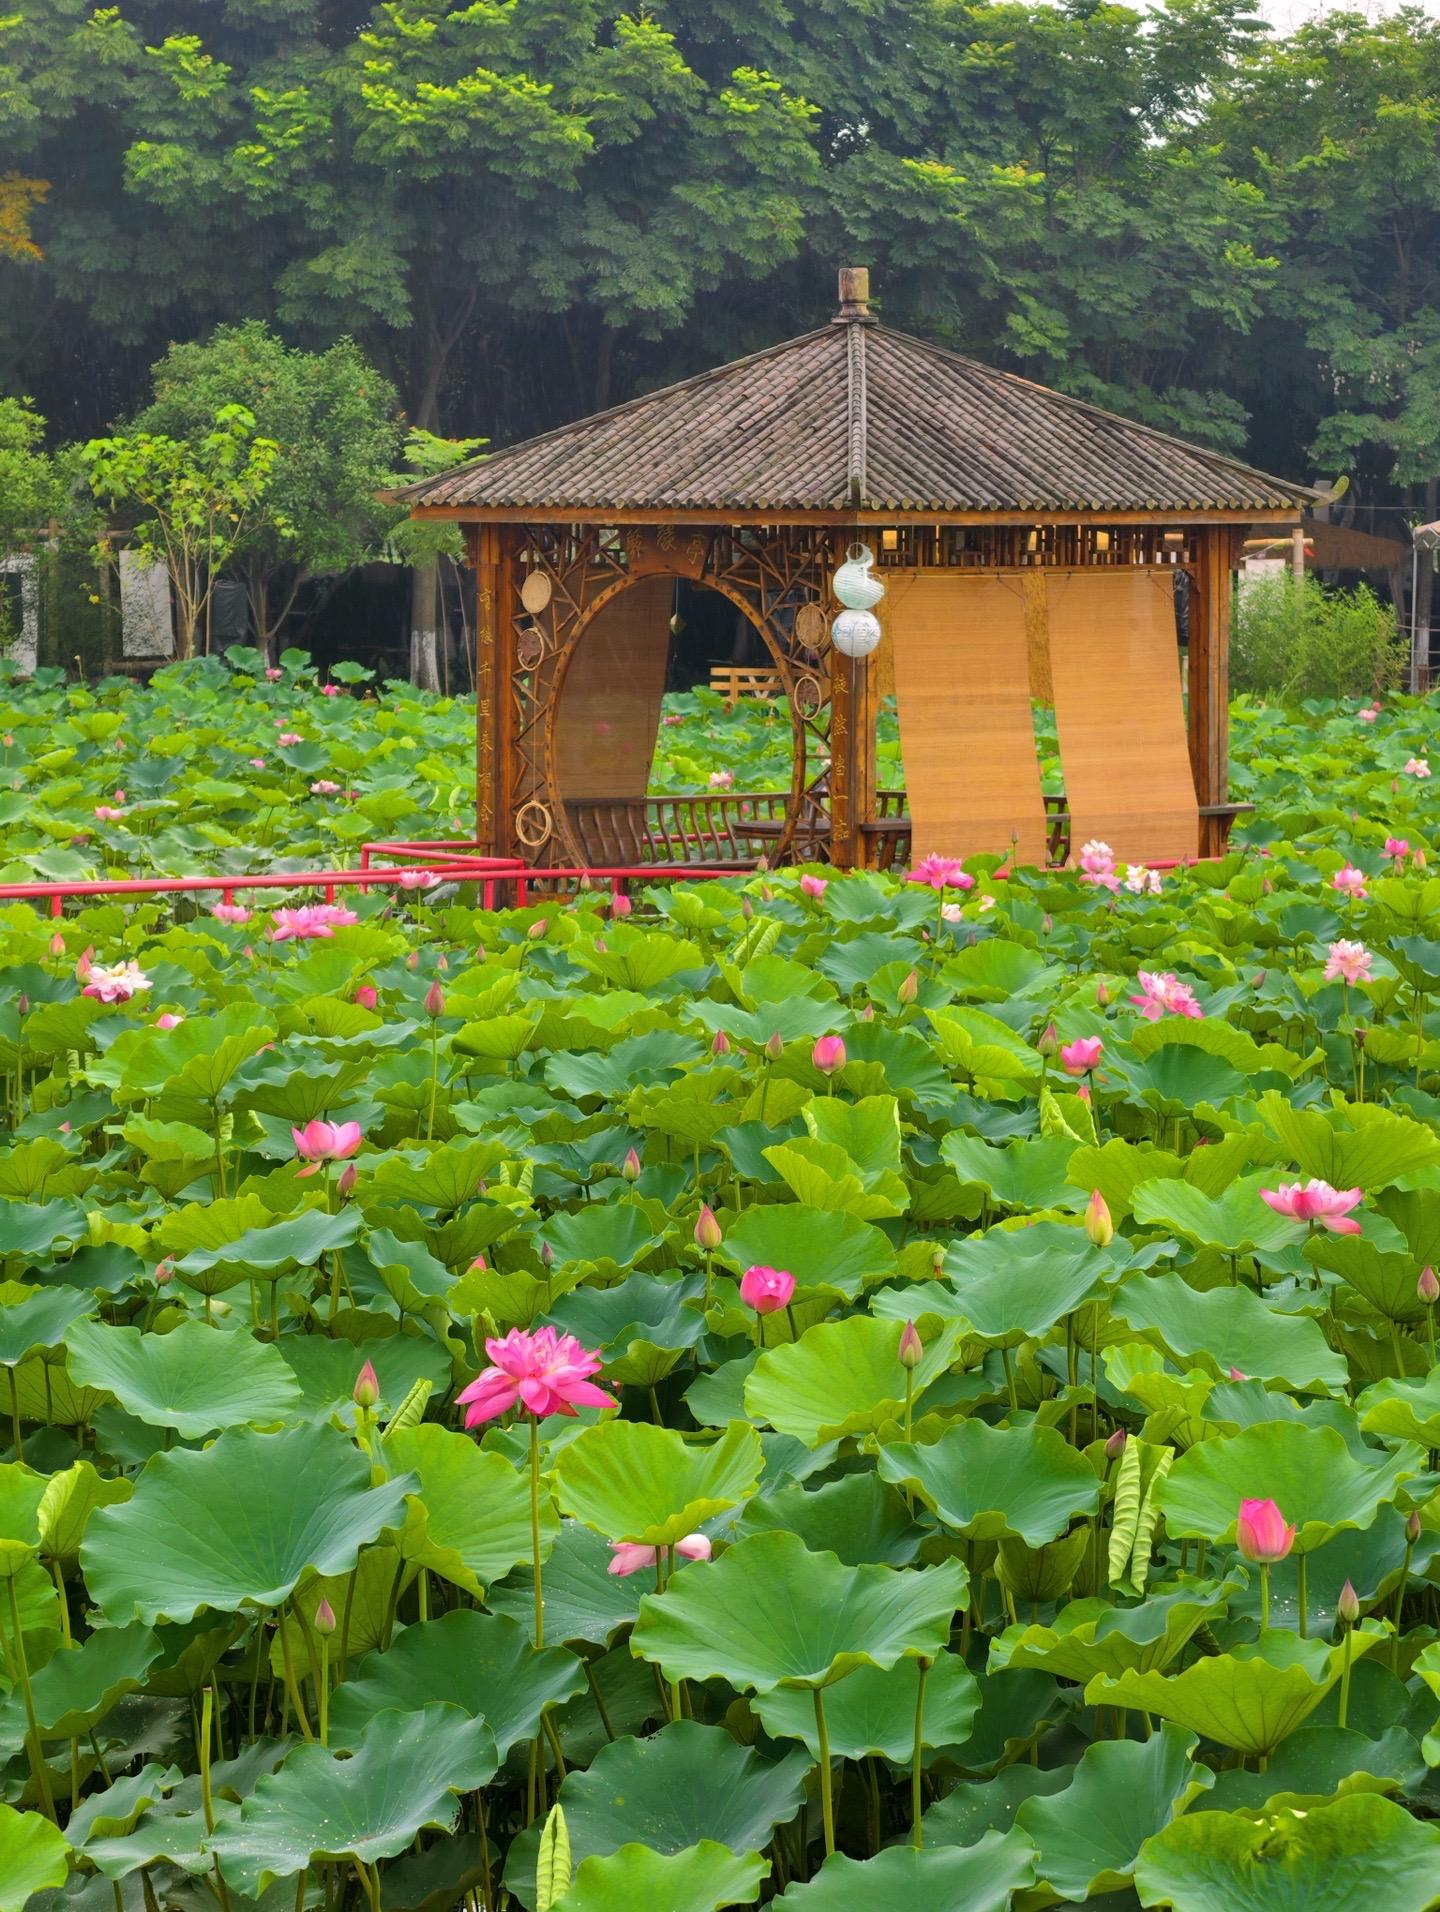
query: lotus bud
[
  {"left": 75, "top": 947, "right": 93, "bottom": 981},
  {"left": 528, "top": 918, "right": 548, "bottom": 939},
  {"left": 337, "top": 1163, "right": 358, "bottom": 1199},
  {"left": 741, "top": 898, "right": 753, "bottom": 919},
  {"left": 578, "top": 873, "right": 592, "bottom": 892},
  {"left": 1419, "top": 1266, "right": 1438, "bottom": 1304},
  {"left": 352, "top": 1360, "right": 381, "bottom": 1409},
  {"left": 1076, "top": 1081, "right": 1092, "bottom": 1105},
  {"left": 1236, "top": 1497, "right": 1296, "bottom": 1564},
  {"left": 931, "top": 1245, "right": 945, "bottom": 1277},
  {"left": 1041, "top": 914, "right": 1053, "bottom": 935},
  {"left": 437, "top": 953, "right": 449, "bottom": 971},
  {"left": 1104, "top": 1426, "right": 1127, "bottom": 1459},
  {"left": 695, "top": 1204, "right": 722, "bottom": 1252},
  {"left": 1407, "top": 1510, "right": 1422, "bottom": 1544},
  {"left": 712, "top": 1030, "right": 731, "bottom": 1057},
  {"left": 1095, "top": 980, "right": 1111, "bottom": 1007},
  {"left": 1336, "top": 1579, "right": 1360, "bottom": 1626},
  {"left": 405, "top": 950, "right": 420, "bottom": 971},
  {"left": 1084, "top": 1189, "right": 1113, "bottom": 1248},
  {"left": 898, "top": 970, "right": 919, "bottom": 1005},
  {"left": 621, "top": 1148, "right": 642, "bottom": 1183},
  {"left": 314, "top": 1597, "right": 337, "bottom": 1635},
  {"left": 48, "top": 931, "right": 64, "bottom": 957},
  {"left": 540, "top": 1240, "right": 555, "bottom": 1268},
  {"left": 16, "top": 994, "right": 27, "bottom": 1018},
  {"left": 475, "top": 945, "right": 486, "bottom": 962},
  {"left": 594, "top": 936, "right": 606, "bottom": 952},
  {"left": 470, "top": 1254, "right": 488, "bottom": 1272},
  {"left": 609, "top": 892, "right": 633, "bottom": 917},
  {"left": 424, "top": 979, "right": 445, "bottom": 1018},
  {"left": 354, "top": 984, "right": 378, "bottom": 1010},
  {"left": 897, "top": 1320, "right": 923, "bottom": 1369},
  {"left": 760, "top": 886, "right": 774, "bottom": 902},
  {"left": 1036, "top": 1021, "right": 1058, "bottom": 1058},
  {"left": 154, "top": 1257, "right": 174, "bottom": 1286},
  {"left": 812, "top": 1035, "right": 846, "bottom": 1077},
  {"left": 765, "top": 1031, "right": 784, "bottom": 1061},
  {"left": 1416, "top": 848, "right": 1429, "bottom": 870},
  {"left": 1228, "top": 1367, "right": 1245, "bottom": 1382}
]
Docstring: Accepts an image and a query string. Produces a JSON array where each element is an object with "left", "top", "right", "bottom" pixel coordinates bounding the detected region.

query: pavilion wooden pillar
[
  {"left": 472, "top": 521, "right": 507, "bottom": 854},
  {"left": 1188, "top": 526, "right": 1237, "bottom": 858},
  {"left": 828, "top": 645, "right": 861, "bottom": 869}
]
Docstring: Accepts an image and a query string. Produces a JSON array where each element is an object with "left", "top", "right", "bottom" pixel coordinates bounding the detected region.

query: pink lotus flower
[
  {"left": 292, "top": 1119, "right": 364, "bottom": 1177},
  {"left": 248, "top": 758, "right": 267, "bottom": 770},
  {"left": 1260, "top": 1179, "right": 1363, "bottom": 1234},
  {"left": 269, "top": 903, "right": 359, "bottom": 941},
  {"left": 348, "top": 984, "right": 377, "bottom": 1012},
  {"left": 1331, "top": 865, "right": 1367, "bottom": 902},
  {"left": 456, "top": 1326, "right": 616, "bottom": 1425},
  {"left": 812, "top": 1035, "right": 846, "bottom": 1076},
  {"left": 1060, "top": 1036, "right": 1104, "bottom": 1076},
  {"left": 608, "top": 1534, "right": 711, "bottom": 1576},
  {"left": 708, "top": 769, "right": 734, "bottom": 789},
  {"left": 211, "top": 901, "right": 251, "bottom": 925},
  {"left": 800, "top": 873, "right": 827, "bottom": 899},
  {"left": 1077, "top": 839, "right": 1120, "bottom": 891},
  {"left": 82, "top": 960, "right": 151, "bottom": 1004},
  {"left": 1404, "top": 757, "right": 1430, "bottom": 778},
  {"left": 661, "top": 712, "right": 684, "bottom": 727},
  {"left": 739, "top": 1265, "right": 796, "bottom": 1313},
  {"left": 1236, "top": 1497, "right": 1296, "bottom": 1563},
  {"left": 1357, "top": 706, "right": 1378, "bottom": 724},
  {"left": 1385, "top": 837, "right": 1410, "bottom": 864},
  {"left": 153, "top": 1012, "right": 184, "bottom": 1031},
  {"left": 398, "top": 869, "right": 440, "bottom": 890},
  {"left": 93, "top": 805, "right": 125, "bottom": 822},
  {"left": 1124, "top": 864, "right": 1162, "bottom": 896},
  {"left": 1130, "top": 970, "right": 1203, "bottom": 1021},
  {"left": 608, "top": 893, "right": 632, "bottom": 917},
  {"left": 320, "top": 684, "right": 340, "bottom": 697},
  {"left": 310, "top": 780, "right": 341, "bottom": 796},
  {"left": 265, "top": 668, "right": 283, "bottom": 682},
  {"left": 1324, "top": 940, "right": 1372, "bottom": 985},
  {"left": 1085, "top": 1188, "right": 1114, "bottom": 1248},
  {"left": 277, "top": 731, "right": 303, "bottom": 747},
  {"left": 908, "top": 854, "right": 974, "bottom": 892}
]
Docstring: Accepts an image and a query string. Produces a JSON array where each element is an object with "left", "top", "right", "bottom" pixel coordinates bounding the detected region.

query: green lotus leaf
[
  {"left": 0, "top": 1622, "right": 161, "bottom": 1754},
  {"left": 211, "top": 1703, "right": 497, "bottom": 1895},
  {"left": 763, "top": 1136, "right": 910, "bottom": 1220},
  {"left": 327, "top": 1608, "right": 584, "bottom": 1756},
  {"left": 546, "top": 1271, "right": 706, "bottom": 1385},
  {"left": 995, "top": 1527, "right": 1091, "bottom": 1605},
  {"left": 718, "top": 1204, "right": 895, "bottom": 1297},
  {"left": 744, "top": 1315, "right": 967, "bottom": 1446},
  {"left": 1130, "top": 1017, "right": 1318, "bottom": 1081},
  {"left": 1203, "top": 1723, "right": 1421, "bottom": 1813},
  {"left": 929, "top": 1007, "right": 1043, "bottom": 1084},
  {"left": 735, "top": 1473, "right": 920, "bottom": 1566},
  {"left": 64, "top": 1763, "right": 185, "bottom": 1846},
  {"left": 1129, "top": 1173, "right": 1301, "bottom": 1255},
  {"left": 81, "top": 1424, "right": 415, "bottom": 1623},
  {"left": 486, "top": 1520, "right": 642, "bottom": 1647},
  {"left": 544, "top": 1029, "right": 697, "bottom": 1100},
  {"left": 1308, "top": 1233, "right": 1433, "bottom": 1324},
  {"left": 504, "top": 1720, "right": 809, "bottom": 1911},
  {"left": 554, "top": 1841, "right": 768, "bottom": 1912},
  {"left": 132, "top": 1007, "right": 277, "bottom": 1102},
  {"left": 362, "top": 1137, "right": 509, "bottom": 1212},
  {"left": 1156, "top": 1421, "right": 1421, "bottom": 1553},
  {"left": 537, "top": 1202, "right": 660, "bottom": 1271},
  {"left": 0, "top": 1463, "right": 47, "bottom": 1578},
  {"left": 754, "top": 1649, "right": 979, "bottom": 1760},
  {"left": 36, "top": 1461, "right": 131, "bottom": 1570},
  {"left": 386, "top": 1423, "right": 556, "bottom": 1597},
  {"left": 0, "top": 1802, "right": 69, "bottom": 1909},
  {"left": 773, "top": 1828, "right": 1037, "bottom": 1910},
  {"left": 630, "top": 1531, "right": 966, "bottom": 1692},
  {"left": 1254, "top": 1092, "right": 1440, "bottom": 1193},
  {"left": 64, "top": 1318, "right": 302, "bottom": 1438},
  {"left": 940, "top": 1134, "right": 1084, "bottom": 1212},
  {"left": 988, "top": 1580, "right": 1234, "bottom": 1683},
  {"left": 551, "top": 1419, "right": 762, "bottom": 1547},
  {"left": 152, "top": 1193, "right": 272, "bottom": 1260},
  {"left": 1087, "top": 1626, "right": 1388, "bottom": 1756},
  {"left": 1015, "top": 1723, "right": 1213, "bottom": 1900},
  {"left": 1109, "top": 1273, "right": 1347, "bottom": 1392},
  {"left": 365, "top": 1228, "right": 455, "bottom": 1311},
  {"left": 276, "top": 1332, "right": 453, "bottom": 1421},
  {"left": 0, "top": 1199, "right": 90, "bottom": 1257},
  {"left": 0, "top": 1286, "right": 95, "bottom": 1365},
  {"left": 174, "top": 1206, "right": 361, "bottom": 1288},
  {"left": 941, "top": 1221, "right": 1110, "bottom": 1341},
  {"left": 570, "top": 925, "right": 704, "bottom": 992},
  {"left": 1358, "top": 1371, "right": 1440, "bottom": 1449},
  {"left": 919, "top": 1766, "right": 1070, "bottom": 1845},
  {"left": 1133, "top": 1793, "right": 1440, "bottom": 1911},
  {"left": 878, "top": 1418, "right": 1101, "bottom": 1546}
]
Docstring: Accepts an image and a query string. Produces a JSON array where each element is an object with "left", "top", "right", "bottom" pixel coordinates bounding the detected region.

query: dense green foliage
[
  {"left": 1, "top": 0, "right": 1438, "bottom": 516},
  {"left": 1231, "top": 577, "right": 1405, "bottom": 701},
  {"left": 0, "top": 670, "right": 1432, "bottom": 1906}
]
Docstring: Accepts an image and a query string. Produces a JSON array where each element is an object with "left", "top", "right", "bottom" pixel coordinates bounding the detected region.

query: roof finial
[{"left": 835, "top": 267, "right": 874, "bottom": 324}]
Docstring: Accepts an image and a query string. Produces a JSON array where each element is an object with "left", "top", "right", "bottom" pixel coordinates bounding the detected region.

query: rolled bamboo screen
[
  {"left": 1044, "top": 569, "right": 1200, "bottom": 864},
  {"left": 885, "top": 571, "right": 1049, "bottom": 865},
  {"left": 553, "top": 575, "right": 673, "bottom": 801}
]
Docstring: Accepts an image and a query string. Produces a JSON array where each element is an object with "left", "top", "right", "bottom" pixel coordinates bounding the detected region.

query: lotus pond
[{"left": 2, "top": 663, "right": 1440, "bottom": 1909}]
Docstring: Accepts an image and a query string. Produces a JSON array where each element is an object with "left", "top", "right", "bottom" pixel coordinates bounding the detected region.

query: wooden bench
[{"left": 709, "top": 665, "right": 782, "bottom": 708}]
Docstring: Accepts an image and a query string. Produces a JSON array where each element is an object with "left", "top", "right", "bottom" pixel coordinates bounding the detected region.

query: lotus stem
[
  {"left": 911, "top": 1656, "right": 930, "bottom": 1849},
  {"left": 1259, "top": 1563, "right": 1270, "bottom": 1634},
  {"left": 1392, "top": 1536, "right": 1415, "bottom": 1673},
  {"left": 813, "top": 1686, "right": 836, "bottom": 1857},
  {"left": 277, "top": 1603, "right": 314, "bottom": 1741},
  {"left": 528, "top": 1413, "right": 545, "bottom": 1649},
  {"left": 583, "top": 1658, "right": 616, "bottom": 1741},
  {"left": 201, "top": 1685, "right": 233, "bottom": 1912},
  {"left": 903, "top": 1366, "right": 914, "bottom": 1446},
  {"left": 4, "top": 1573, "right": 54, "bottom": 1821},
  {"left": 1338, "top": 1624, "right": 1354, "bottom": 1729},
  {"left": 1297, "top": 1553, "right": 1308, "bottom": 1638},
  {"left": 318, "top": 1634, "right": 330, "bottom": 1748}
]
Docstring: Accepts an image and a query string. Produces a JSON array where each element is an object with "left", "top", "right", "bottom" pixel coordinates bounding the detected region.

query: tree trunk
[
  {"left": 1413, "top": 476, "right": 1437, "bottom": 693},
  {"left": 410, "top": 551, "right": 441, "bottom": 692}
]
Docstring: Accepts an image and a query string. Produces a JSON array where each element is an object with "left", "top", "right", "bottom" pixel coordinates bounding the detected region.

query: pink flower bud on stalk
[
  {"left": 437, "top": 953, "right": 449, "bottom": 971},
  {"left": 609, "top": 892, "right": 632, "bottom": 917},
  {"left": 1408, "top": 1510, "right": 1422, "bottom": 1543},
  {"left": 898, "top": 970, "right": 919, "bottom": 1006},
  {"left": 694, "top": 1205, "right": 722, "bottom": 1252},
  {"left": 352, "top": 1361, "right": 380, "bottom": 1409},
  {"left": 354, "top": 984, "right": 378, "bottom": 1010},
  {"left": 1036, "top": 1021, "right": 1058, "bottom": 1058},
  {"left": 424, "top": 979, "right": 445, "bottom": 1017},
  {"left": 155, "top": 1258, "right": 174, "bottom": 1286},
  {"left": 314, "top": 1597, "right": 337, "bottom": 1636},
  {"left": 860, "top": 1002, "right": 875, "bottom": 1022},
  {"left": 812, "top": 1035, "right": 846, "bottom": 1077},
  {"left": 931, "top": 1245, "right": 945, "bottom": 1277},
  {"left": 1337, "top": 1580, "right": 1360, "bottom": 1625},
  {"left": 470, "top": 1254, "right": 487, "bottom": 1272},
  {"left": 1236, "top": 1496, "right": 1295, "bottom": 1634},
  {"left": 1096, "top": 980, "right": 1111, "bottom": 1007},
  {"left": 16, "top": 995, "right": 27, "bottom": 1018},
  {"left": 764, "top": 1031, "right": 784, "bottom": 1061},
  {"left": 540, "top": 1241, "right": 555, "bottom": 1268},
  {"left": 897, "top": 1320, "right": 923, "bottom": 1369},
  {"left": 741, "top": 898, "right": 753, "bottom": 920},
  {"left": 1104, "top": 1426, "right": 1127, "bottom": 1459},
  {"left": 527, "top": 918, "right": 547, "bottom": 940},
  {"left": 740, "top": 1265, "right": 795, "bottom": 1314},
  {"left": 712, "top": 1030, "right": 731, "bottom": 1057},
  {"left": 48, "top": 932, "right": 64, "bottom": 957},
  {"left": 1419, "top": 1266, "right": 1439, "bottom": 1304},
  {"left": 337, "top": 1163, "right": 358, "bottom": 1199},
  {"left": 1228, "top": 1367, "right": 1246, "bottom": 1382},
  {"left": 1084, "top": 1189, "right": 1113, "bottom": 1248},
  {"left": 621, "top": 1148, "right": 642, "bottom": 1182},
  {"left": 405, "top": 950, "right": 419, "bottom": 971}
]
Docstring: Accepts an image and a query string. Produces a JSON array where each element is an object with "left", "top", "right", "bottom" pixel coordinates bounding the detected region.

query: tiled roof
[{"left": 403, "top": 316, "right": 1312, "bottom": 515}]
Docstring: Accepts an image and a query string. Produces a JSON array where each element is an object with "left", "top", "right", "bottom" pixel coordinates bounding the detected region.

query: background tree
[{"left": 132, "top": 323, "right": 402, "bottom": 655}]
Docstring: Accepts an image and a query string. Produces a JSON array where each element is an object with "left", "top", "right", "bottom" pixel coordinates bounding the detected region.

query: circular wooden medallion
[
  {"left": 794, "top": 602, "right": 826, "bottom": 648},
  {"left": 791, "top": 672, "right": 824, "bottom": 719},
  {"left": 514, "top": 799, "right": 554, "bottom": 849},
  {"left": 520, "top": 572, "right": 553, "bottom": 614},
  {"left": 516, "top": 627, "right": 547, "bottom": 671}
]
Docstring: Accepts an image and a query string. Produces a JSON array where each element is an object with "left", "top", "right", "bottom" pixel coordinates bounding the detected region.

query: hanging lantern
[
  {"left": 830, "top": 608, "right": 883, "bottom": 658},
  {"left": 832, "top": 542, "right": 885, "bottom": 611}
]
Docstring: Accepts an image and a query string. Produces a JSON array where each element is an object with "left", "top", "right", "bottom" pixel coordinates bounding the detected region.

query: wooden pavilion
[{"left": 401, "top": 270, "right": 1316, "bottom": 873}]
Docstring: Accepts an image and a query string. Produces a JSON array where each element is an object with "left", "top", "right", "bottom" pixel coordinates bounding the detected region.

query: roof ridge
[
  {"left": 866, "top": 323, "right": 1318, "bottom": 500},
  {"left": 398, "top": 322, "right": 844, "bottom": 502}
]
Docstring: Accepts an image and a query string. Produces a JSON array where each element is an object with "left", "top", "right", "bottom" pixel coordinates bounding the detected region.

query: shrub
[{"left": 1230, "top": 574, "right": 1403, "bottom": 700}]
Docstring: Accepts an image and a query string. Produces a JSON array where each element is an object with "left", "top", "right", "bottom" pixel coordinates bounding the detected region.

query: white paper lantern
[
  {"left": 830, "top": 607, "right": 883, "bottom": 658},
  {"left": 832, "top": 542, "right": 885, "bottom": 611}
]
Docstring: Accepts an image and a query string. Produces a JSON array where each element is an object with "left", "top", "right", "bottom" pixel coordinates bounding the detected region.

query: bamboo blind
[
  {"left": 884, "top": 571, "right": 1048, "bottom": 866},
  {"left": 553, "top": 575, "right": 673, "bottom": 801},
  {"left": 1043, "top": 569, "right": 1200, "bottom": 864}
]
